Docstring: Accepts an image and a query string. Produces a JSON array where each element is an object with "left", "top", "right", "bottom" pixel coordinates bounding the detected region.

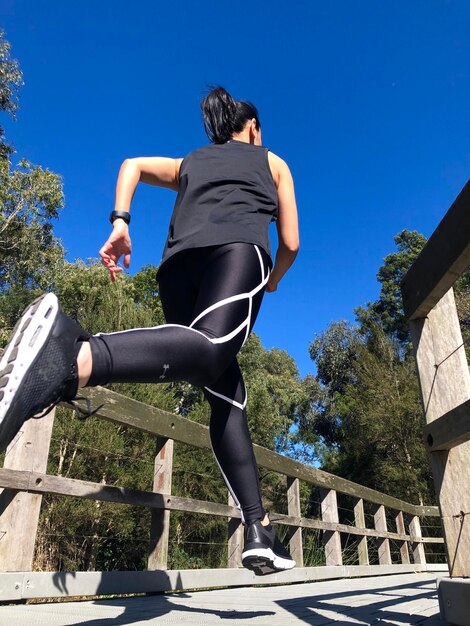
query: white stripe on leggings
[
  {"left": 209, "top": 439, "right": 245, "bottom": 524},
  {"left": 204, "top": 385, "right": 247, "bottom": 411}
]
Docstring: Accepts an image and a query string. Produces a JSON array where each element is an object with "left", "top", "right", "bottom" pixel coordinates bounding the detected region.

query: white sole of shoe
[
  {"left": 242, "top": 547, "right": 296, "bottom": 575},
  {"left": 0, "top": 293, "right": 59, "bottom": 426}
]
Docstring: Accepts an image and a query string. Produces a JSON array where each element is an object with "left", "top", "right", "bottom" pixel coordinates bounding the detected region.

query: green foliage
[
  {"left": 0, "top": 31, "right": 65, "bottom": 330},
  {"left": 0, "top": 30, "right": 22, "bottom": 119},
  {"left": 131, "top": 264, "right": 166, "bottom": 324},
  {"left": 0, "top": 29, "right": 22, "bottom": 160},
  {"left": 34, "top": 407, "right": 156, "bottom": 572},
  {"left": 333, "top": 325, "right": 433, "bottom": 503},
  {"left": 355, "top": 229, "right": 427, "bottom": 344},
  {"left": 309, "top": 321, "right": 360, "bottom": 393},
  {"left": 455, "top": 274, "right": 470, "bottom": 362},
  {"left": 308, "top": 231, "right": 437, "bottom": 505},
  {"left": 237, "top": 335, "right": 324, "bottom": 469},
  {"left": 54, "top": 260, "right": 160, "bottom": 334},
  {"left": 308, "top": 321, "right": 359, "bottom": 445},
  {"left": 168, "top": 539, "right": 205, "bottom": 570},
  {"left": 0, "top": 157, "right": 65, "bottom": 290},
  {"left": 240, "top": 336, "right": 311, "bottom": 449},
  {"left": 168, "top": 512, "right": 226, "bottom": 570}
]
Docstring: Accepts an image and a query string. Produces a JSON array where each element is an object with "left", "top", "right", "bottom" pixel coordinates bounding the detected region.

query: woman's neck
[{"left": 231, "top": 127, "right": 253, "bottom": 144}]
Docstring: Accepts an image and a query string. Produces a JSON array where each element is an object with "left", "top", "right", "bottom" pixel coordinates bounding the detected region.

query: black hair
[{"left": 200, "top": 86, "right": 260, "bottom": 144}]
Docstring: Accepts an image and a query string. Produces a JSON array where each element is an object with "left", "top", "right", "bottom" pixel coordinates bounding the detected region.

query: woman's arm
[
  {"left": 114, "top": 157, "right": 184, "bottom": 214},
  {"left": 99, "top": 157, "right": 183, "bottom": 282},
  {"left": 266, "top": 153, "right": 299, "bottom": 292}
]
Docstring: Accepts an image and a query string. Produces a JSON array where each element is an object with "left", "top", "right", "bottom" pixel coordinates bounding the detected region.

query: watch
[{"left": 109, "top": 210, "right": 131, "bottom": 225}]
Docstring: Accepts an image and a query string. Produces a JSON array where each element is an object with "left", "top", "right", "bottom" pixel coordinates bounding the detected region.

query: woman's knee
[{"left": 192, "top": 343, "right": 229, "bottom": 386}]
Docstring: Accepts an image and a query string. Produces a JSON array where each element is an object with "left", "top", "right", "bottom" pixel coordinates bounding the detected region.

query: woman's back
[{"left": 160, "top": 140, "right": 279, "bottom": 266}]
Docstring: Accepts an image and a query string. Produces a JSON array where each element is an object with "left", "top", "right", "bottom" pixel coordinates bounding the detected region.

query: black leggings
[{"left": 87, "top": 242, "right": 271, "bottom": 525}]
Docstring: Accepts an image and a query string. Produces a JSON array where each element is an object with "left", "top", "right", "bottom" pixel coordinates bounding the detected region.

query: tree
[
  {"left": 0, "top": 159, "right": 65, "bottom": 290},
  {"left": 355, "top": 229, "right": 427, "bottom": 344},
  {"left": 0, "top": 31, "right": 65, "bottom": 341},
  {"left": 355, "top": 226, "right": 470, "bottom": 352},
  {"left": 309, "top": 320, "right": 434, "bottom": 503},
  {"left": 308, "top": 321, "right": 360, "bottom": 446},
  {"left": 335, "top": 324, "right": 432, "bottom": 503},
  {"left": 307, "top": 231, "right": 438, "bottom": 504},
  {"left": 0, "top": 29, "right": 22, "bottom": 159}
]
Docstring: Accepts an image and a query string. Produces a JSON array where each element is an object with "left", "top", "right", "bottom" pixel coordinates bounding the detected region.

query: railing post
[
  {"left": 320, "top": 489, "right": 342, "bottom": 566},
  {"left": 227, "top": 493, "right": 243, "bottom": 568},
  {"left": 410, "top": 288, "right": 470, "bottom": 576},
  {"left": 354, "top": 498, "right": 369, "bottom": 566},
  {"left": 409, "top": 515, "right": 427, "bottom": 565},
  {"left": 148, "top": 436, "right": 173, "bottom": 570},
  {"left": 0, "top": 408, "right": 56, "bottom": 571},
  {"left": 395, "top": 510, "right": 410, "bottom": 564},
  {"left": 287, "top": 477, "right": 304, "bottom": 567},
  {"left": 373, "top": 504, "right": 392, "bottom": 565}
]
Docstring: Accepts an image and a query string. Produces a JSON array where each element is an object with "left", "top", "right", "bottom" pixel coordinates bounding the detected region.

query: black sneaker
[
  {"left": 241, "top": 519, "right": 296, "bottom": 575},
  {"left": 0, "top": 293, "right": 91, "bottom": 451}
]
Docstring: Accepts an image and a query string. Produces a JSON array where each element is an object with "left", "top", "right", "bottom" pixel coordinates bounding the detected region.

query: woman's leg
[
  {"left": 86, "top": 243, "right": 270, "bottom": 388},
  {"left": 203, "top": 360, "right": 265, "bottom": 525},
  {"left": 156, "top": 244, "right": 268, "bottom": 525},
  {"left": 82, "top": 243, "right": 270, "bottom": 525}
]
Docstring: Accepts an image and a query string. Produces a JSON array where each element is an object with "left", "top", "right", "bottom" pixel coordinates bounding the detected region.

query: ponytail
[{"left": 200, "top": 86, "right": 260, "bottom": 144}]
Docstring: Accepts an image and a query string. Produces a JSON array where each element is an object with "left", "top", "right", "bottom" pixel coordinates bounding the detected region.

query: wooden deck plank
[{"left": 0, "top": 573, "right": 447, "bottom": 625}]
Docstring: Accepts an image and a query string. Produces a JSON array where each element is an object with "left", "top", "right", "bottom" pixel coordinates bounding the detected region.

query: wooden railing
[
  {"left": 0, "top": 385, "right": 445, "bottom": 601},
  {"left": 401, "top": 179, "right": 470, "bottom": 624}
]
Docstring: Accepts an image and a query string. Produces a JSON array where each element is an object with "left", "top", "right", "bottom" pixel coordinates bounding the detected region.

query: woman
[{"left": 0, "top": 87, "right": 299, "bottom": 575}]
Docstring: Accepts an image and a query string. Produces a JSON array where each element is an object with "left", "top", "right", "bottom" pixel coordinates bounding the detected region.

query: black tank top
[{"left": 159, "top": 140, "right": 278, "bottom": 267}]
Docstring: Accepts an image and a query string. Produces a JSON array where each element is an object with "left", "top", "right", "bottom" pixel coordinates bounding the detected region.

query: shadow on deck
[{"left": 0, "top": 572, "right": 447, "bottom": 625}]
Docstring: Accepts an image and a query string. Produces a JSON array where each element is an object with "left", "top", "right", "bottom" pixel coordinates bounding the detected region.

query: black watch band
[{"left": 109, "top": 210, "right": 131, "bottom": 225}]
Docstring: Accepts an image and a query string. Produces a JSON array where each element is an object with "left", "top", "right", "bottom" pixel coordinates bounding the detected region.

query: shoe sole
[
  {"left": 242, "top": 548, "right": 296, "bottom": 576},
  {"left": 0, "top": 293, "right": 59, "bottom": 450}
]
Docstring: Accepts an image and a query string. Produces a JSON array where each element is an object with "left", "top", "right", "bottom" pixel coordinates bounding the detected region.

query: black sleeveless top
[{"left": 159, "top": 140, "right": 279, "bottom": 267}]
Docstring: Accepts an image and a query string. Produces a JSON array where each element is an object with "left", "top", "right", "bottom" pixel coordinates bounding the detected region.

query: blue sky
[{"left": 1, "top": 0, "right": 469, "bottom": 377}]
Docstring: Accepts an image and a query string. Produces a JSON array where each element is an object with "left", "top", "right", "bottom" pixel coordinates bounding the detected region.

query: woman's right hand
[
  {"left": 265, "top": 275, "right": 279, "bottom": 292},
  {"left": 99, "top": 220, "right": 132, "bottom": 282}
]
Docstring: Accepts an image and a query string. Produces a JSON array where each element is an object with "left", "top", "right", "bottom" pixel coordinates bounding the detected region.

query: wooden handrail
[
  {"left": 80, "top": 386, "right": 440, "bottom": 518},
  {"left": 0, "top": 466, "right": 444, "bottom": 543},
  {"left": 0, "top": 379, "right": 444, "bottom": 600},
  {"left": 401, "top": 178, "right": 470, "bottom": 320}
]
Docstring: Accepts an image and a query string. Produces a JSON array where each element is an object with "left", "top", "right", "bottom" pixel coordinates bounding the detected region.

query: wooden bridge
[{"left": 0, "top": 180, "right": 468, "bottom": 625}]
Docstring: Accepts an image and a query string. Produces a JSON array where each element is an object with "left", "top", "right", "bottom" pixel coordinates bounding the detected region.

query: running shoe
[
  {"left": 0, "top": 293, "right": 91, "bottom": 451},
  {"left": 241, "top": 519, "right": 296, "bottom": 575}
]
